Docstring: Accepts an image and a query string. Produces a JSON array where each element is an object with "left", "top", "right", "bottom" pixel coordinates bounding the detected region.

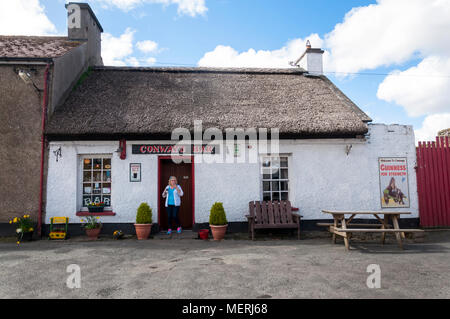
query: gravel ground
[{"left": 0, "top": 230, "right": 449, "bottom": 299}]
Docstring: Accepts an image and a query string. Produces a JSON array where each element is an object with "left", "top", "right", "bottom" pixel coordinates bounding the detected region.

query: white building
[{"left": 44, "top": 62, "right": 418, "bottom": 234}]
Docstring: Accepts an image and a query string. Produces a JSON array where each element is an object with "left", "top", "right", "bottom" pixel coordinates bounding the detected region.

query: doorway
[{"left": 158, "top": 156, "right": 194, "bottom": 230}]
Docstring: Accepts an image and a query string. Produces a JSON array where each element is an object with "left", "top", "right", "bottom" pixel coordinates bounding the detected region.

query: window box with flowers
[
  {"left": 9, "top": 214, "right": 34, "bottom": 244},
  {"left": 87, "top": 202, "right": 105, "bottom": 213}
]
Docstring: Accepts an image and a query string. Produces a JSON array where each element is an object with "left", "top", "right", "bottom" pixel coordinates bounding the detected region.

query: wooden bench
[{"left": 246, "top": 201, "right": 302, "bottom": 240}]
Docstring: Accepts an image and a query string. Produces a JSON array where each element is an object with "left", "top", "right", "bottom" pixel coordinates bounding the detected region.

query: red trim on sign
[{"left": 76, "top": 211, "right": 116, "bottom": 216}]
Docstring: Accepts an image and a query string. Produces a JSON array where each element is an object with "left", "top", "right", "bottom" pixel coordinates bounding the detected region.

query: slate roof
[{"left": 0, "top": 36, "right": 81, "bottom": 59}]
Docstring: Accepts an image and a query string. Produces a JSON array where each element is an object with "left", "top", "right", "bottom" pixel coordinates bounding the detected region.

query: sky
[{"left": 1, "top": 0, "right": 449, "bottom": 143}]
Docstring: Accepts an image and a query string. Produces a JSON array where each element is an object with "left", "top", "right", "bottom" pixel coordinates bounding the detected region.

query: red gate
[{"left": 416, "top": 136, "right": 450, "bottom": 227}]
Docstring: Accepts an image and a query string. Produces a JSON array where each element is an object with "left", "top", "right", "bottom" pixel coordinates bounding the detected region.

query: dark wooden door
[{"left": 159, "top": 158, "right": 193, "bottom": 229}]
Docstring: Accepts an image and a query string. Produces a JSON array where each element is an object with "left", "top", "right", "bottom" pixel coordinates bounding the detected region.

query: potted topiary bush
[
  {"left": 209, "top": 202, "right": 228, "bottom": 241},
  {"left": 134, "top": 202, "right": 152, "bottom": 240}
]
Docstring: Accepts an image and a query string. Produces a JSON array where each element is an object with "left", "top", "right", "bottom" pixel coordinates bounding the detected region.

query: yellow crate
[{"left": 49, "top": 232, "right": 66, "bottom": 239}]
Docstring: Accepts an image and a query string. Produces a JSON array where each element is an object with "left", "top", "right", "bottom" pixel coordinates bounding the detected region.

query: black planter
[
  {"left": 18, "top": 231, "right": 33, "bottom": 242},
  {"left": 88, "top": 206, "right": 105, "bottom": 213}
]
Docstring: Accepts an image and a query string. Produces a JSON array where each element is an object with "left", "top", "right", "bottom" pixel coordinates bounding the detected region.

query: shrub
[
  {"left": 136, "top": 203, "right": 152, "bottom": 224},
  {"left": 209, "top": 202, "right": 228, "bottom": 225}
]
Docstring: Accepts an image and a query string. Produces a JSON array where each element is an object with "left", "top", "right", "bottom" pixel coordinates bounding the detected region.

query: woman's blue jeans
[{"left": 166, "top": 205, "right": 180, "bottom": 229}]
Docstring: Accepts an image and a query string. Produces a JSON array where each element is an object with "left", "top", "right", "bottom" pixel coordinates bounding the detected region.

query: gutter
[
  {"left": 38, "top": 64, "right": 50, "bottom": 237},
  {"left": 0, "top": 57, "right": 54, "bottom": 63}
]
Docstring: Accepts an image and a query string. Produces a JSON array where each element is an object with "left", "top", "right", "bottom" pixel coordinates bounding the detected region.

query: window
[
  {"left": 81, "top": 156, "right": 112, "bottom": 208},
  {"left": 261, "top": 156, "right": 289, "bottom": 201}
]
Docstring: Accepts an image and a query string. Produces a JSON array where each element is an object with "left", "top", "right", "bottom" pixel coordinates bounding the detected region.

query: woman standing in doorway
[{"left": 162, "top": 176, "right": 184, "bottom": 234}]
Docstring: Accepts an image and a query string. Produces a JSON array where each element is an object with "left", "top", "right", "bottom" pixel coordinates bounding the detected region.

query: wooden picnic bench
[
  {"left": 246, "top": 201, "right": 302, "bottom": 240},
  {"left": 319, "top": 210, "right": 424, "bottom": 250}
]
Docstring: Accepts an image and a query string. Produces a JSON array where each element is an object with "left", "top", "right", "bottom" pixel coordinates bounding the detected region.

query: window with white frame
[
  {"left": 81, "top": 156, "right": 112, "bottom": 208},
  {"left": 261, "top": 155, "right": 289, "bottom": 201}
]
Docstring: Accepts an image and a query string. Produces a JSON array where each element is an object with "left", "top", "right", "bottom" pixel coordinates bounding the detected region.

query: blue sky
[{"left": 3, "top": 0, "right": 449, "bottom": 142}]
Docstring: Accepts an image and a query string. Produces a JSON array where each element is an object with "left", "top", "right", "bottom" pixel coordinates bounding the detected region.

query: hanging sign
[
  {"left": 130, "top": 163, "right": 141, "bottom": 182},
  {"left": 132, "top": 144, "right": 216, "bottom": 155},
  {"left": 378, "top": 157, "right": 410, "bottom": 208}
]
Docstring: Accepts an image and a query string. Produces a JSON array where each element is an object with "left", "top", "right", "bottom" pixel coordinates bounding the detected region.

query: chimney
[
  {"left": 66, "top": 2, "right": 103, "bottom": 66},
  {"left": 290, "top": 40, "right": 324, "bottom": 76}
]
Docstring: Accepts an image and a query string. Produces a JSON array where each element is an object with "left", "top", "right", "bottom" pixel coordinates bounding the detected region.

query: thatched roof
[
  {"left": 46, "top": 67, "right": 371, "bottom": 140},
  {"left": 0, "top": 36, "right": 81, "bottom": 59}
]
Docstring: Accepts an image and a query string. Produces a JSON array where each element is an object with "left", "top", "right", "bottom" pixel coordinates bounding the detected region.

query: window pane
[
  {"left": 281, "top": 192, "right": 288, "bottom": 200},
  {"left": 280, "top": 157, "right": 288, "bottom": 168},
  {"left": 93, "top": 183, "right": 101, "bottom": 194},
  {"left": 272, "top": 192, "right": 280, "bottom": 201},
  {"left": 102, "top": 183, "right": 111, "bottom": 194},
  {"left": 93, "top": 158, "right": 102, "bottom": 170},
  {"left": 272, "top": 181, "right": 279, "bottom": 191},
  {"left": 103, "top": 196, "right": 111, "bottom": 206},
  {"left": 82, "top": 196, "right": 91, "bottom": 207},
  {"left": 263, "top": 181, "right": 270, "bottom": 192},
  {"left": 103, "top": 158, "right": 111, "bottom": 169},
  {"left": 93, "top": 171, "right": 102, "bottom": 182},
  {"left": 83, "top": 171, "right": 91, "bottom": 182},
  {"left": 280, "top": 181, "right": 288, "bottom": 191},
  {"left": 280, "top": 169, "right": 288, "bottom": 179},
  {"left": 262, "top": 158, "right": 270, "bottom": 167},
  {"left": 83, "top": 158, "right": 92, "bottom": 170},
  {"left": 103, "top": 171, "right": 111, "bottom": 182},
  {"left": 263, "top": 192, "right": 271, "bottom": 201},
  {"left": 92, "top": 195, "right": 102, "bottom": 204},
  {"left": 83, "top": 184, "right": 92, "bottom": 194},
  {"left": 262, "top": 168, "right": 271, "bottom": 179},
  {"left": 271, "top": 169, "right": 279, "bottom": 179},
  {"left": 271, "top": 157, "right": 280, "bottom": 170}
]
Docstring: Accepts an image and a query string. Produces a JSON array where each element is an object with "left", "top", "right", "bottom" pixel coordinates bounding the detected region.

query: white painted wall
[{"left": 45, "top": 124, "right": 418, "bottom": 225}]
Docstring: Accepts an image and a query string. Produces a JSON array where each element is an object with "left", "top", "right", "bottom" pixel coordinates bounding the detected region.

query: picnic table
[{"left": 319, "top": 210, "right": 424, "bottom": 250}]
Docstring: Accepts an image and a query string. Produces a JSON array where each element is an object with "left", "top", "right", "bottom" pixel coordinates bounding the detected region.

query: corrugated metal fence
[{"left": 416, "top": 136, "right": 450, "bottom": 227}]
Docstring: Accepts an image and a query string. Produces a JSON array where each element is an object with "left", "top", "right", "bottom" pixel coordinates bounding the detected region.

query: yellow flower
[
  {"left": 13, "top": 217, "right": 17, "bottom": 223},
  {"left": 16, "top": 241, "right": 20, "bottom": 245},
  {"left": 9, "top": 220, "right": 12, "bottom": 224},
  {"left": 29, "top": 228, "right": 34, "bottom": 231},
  {"left": 96, "top": 217, "right": 100, "bottom": 219}
]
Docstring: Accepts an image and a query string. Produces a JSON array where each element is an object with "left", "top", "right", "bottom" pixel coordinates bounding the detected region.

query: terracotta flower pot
[
  {"left": 210, "top": 224, "right": 228, "bottom": 241},
  {"left": 134, "top": 224, "right": 152, "bottom": 240},
  {"left": 85, "top": 227, "right": 101, "bottom": 240}
]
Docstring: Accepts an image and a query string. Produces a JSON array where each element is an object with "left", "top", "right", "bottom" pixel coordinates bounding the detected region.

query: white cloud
[
  {"left": 102, "top": 28, "right": 135, "bottom": 66},
  {"left": 414, "top": 113, "right": 450, "bottom": 143},
  {"left": 324, "top": 0, "right": 450, "bottom": 73},
  {"left": 377, "top": 56, "right": 450, "bottom": 117},
  {"left": 102, "top": 28, "right": 159, "bottom": 66},
  {"left": 322, "top": 0, "right": 450, "bottom": 141},
  {"left": 145, "top": 57, "right": 156, "bottom": 65},
  {"left": 198, "top": 34, "right": 324, "bottom": 68},
  {"left": 136, "top": 40, "right": 158, "bottom": 53},
  {"left": 93, "top": 0, "right": 207, "bottom": 17},
  {"left": 0, "top": 0, "right": 57, "bottom": 35}
]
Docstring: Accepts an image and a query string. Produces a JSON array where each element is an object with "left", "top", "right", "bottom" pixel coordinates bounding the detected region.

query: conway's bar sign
[{"left": 132, "top": 144, "right": 216, "bottom": 155}]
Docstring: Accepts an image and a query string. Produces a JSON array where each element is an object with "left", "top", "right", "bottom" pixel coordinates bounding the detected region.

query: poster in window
[
  {"left": 378, "top": 157, "right": 410, "bottom": 208},
  {"left": 130, "top": 163, "right": 141, "bottom": 182}
]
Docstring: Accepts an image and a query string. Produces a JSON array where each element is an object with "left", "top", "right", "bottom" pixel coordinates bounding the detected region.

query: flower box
[{"left": 88, "top": 206, "right": 105, "bottom": 213}]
